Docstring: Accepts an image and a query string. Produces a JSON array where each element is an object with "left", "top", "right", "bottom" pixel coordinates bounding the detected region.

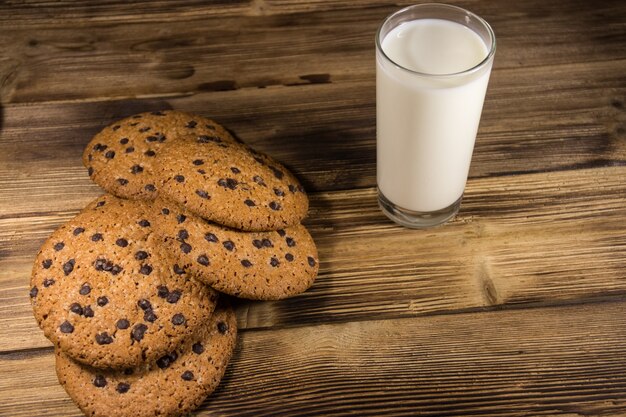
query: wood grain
[
  {"left": 2, "top": 301, "right": 626, "bottom": 416},
  {"left": 2, "top": 166, "right": 625, "bottom": 352},
  {"left": 1, "top": 0, "right": 625, "bottom": 415},
  {"left": 0, "top": 0, "right": 624, "bottom": 103},
  {"left": 0, "top": 58, "right": 624, "bottom": 201}
]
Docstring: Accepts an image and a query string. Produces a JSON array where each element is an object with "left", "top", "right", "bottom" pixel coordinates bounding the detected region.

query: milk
[{"left": 377, "top": 18, "right": 493, "bottom": 213}]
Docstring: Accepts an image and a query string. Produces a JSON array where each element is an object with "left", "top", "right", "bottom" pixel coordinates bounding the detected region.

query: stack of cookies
[{"left": 29, "top": 111, "right": 319, "bottom": 417}]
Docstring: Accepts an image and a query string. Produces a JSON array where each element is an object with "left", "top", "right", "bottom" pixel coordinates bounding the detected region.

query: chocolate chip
[
  {"left": 117, "top": 178, "right": 129, "bottom": 185},
  {"left": 186, "top": 120, "right": 197, "bottom": 128},
  {"left": 166, "top": 290, "right": 181, "bottom": 304},
  {"left": 95, "top": 332, "right": 113, "bottom": 345},
  {"left": 144, "top": 150, "right": 156, "bottom": 157},
  {"left": 116, "top": 319, "right": 130, "bottom": 329},
  {"left": 83, "top": 305, "right": 94, "bottom": 317},
  {"left": 93, "top": 375, "right": 107, "bottom": 388},
  {"left": 139, "top": 126, "right": 151, "bottom": 133},
  {"left": 42, "top": 259, "right": 52, "bottom": 269},
  {"left": 60, "top": 321, "right": 74, "bottom": 333},
  {"left": 197, "top": 254, "right": 209, "bottom": 266},
  {"left": 253, "top": 175, "right": 266, "bottom": 186},
  {"left": 43, "top": 278, "right": 55, "bottom": 287},
  {"left": 254, "top": 156, "right": 265, "bottom": 165},
  {"left": 204, "top": 232, "right": 218, "bottom": 243},
  {"left": 171, "top": 313, "right": 185, "bottom": 325},
  {"left": 125, "top": 147, "right": 135, "bottom": 153},
  {"left": 91, "top": 233, "right": 103, "bottom": 242},
  {"left": 181, "top": 371, "right": 194, "bottom": 381},
  {"left": 138, "top": 299, "right": 152, "bottom": 311},
  {"left": 130, "top": 164, "right": 143, "bottom": 174},
  {"left": 244, "top": 199, "right": 256, "bottom": 207},
  {"left": 270, "top": 257, "right": 280, "bottom": 267},
  {"left": 193, "top": 159, "right": 204, "bottom": 166},
  {"left": 155, "top": 132, "right": 166, "bottom": 142},
  {"left": 73, "top": 227, "right": 85, "bottom": 236},
  {"left": 157, "top": 285, "right": 169, "bottom": 298},
  {"left": 252, "top": 239, "right": 263, "bottom": 249},
  {"left": 69, "top": 303, "right": 83, "bottom": 315},
  {"left": 120, "top": 137, "right": 129, "bottom": 144},
  {"left": 116, "top": 382, "right": 130, "bottom": 394},
  {"left": 173, "top": 264, "right": 185, "bottom": 275},
  {"left": 217, "top": 321, "right": 229, "bottom": 334},
  {"left": 105, "top": 150, "right": 116, "bottom": 159},
  {"left": 139, "top": 264, "right": 153, "bottom": 275},
  {"left": 205, "top": 124, "right": 216, "bottom": 130},
  {"left": 144, "top": 309, "right": 157, "bottom": 322},
  {"left": 174, "top": 175, "right": 185, "bottom": 183},
  {"left": 157, "top": 352, "right": 178, "bottom": 369},
  {"left": 80, "top": 283, "right": 91, "bottom": 295},
  {"left": 88, "top": 167, "right": 94, "bottom": 176},
  {"left": 176, "top": 214, "right": 186, "bottom": 224},
  {"left": 178, "top": 229, "right": 189, "bottom": 240},
  {"left": 145, "top": 184, "right": 156, "bottom": 192},
  {"left": 308, "top": 256, "right": 316, "bottom": 267},
  {"left": 138, "top": 219, "right": 150, "bottom": 227},
  {"left": 262, "top": 238, "right": 273, "bottom": 247},
  {"left": 97, "top": 296, "right": 109, "bottom": 307},
  {"left": 54, "top": 242, "right": 65, "bottom": 251},
  {"left": 217, "top": 178, "right": 238, "bottom": 190},
  {"left": 93, "top": 143, "right": 107, "bottom": 152},
  {"left": 161, "top": 208, "right": 170, "bottom": 215},
  {"left": 192, "top": 342, "right": 205, "bottom": 354},
  {"left": 288, "top": 184, "right": 298, "bottom": 193},
  {"left": 270, "top": 166, "right": 284, "bottom": 179},
  {"left": 123, "top": 369, "right": 134, "bottom": 375},
  {"left": 112, "top": 125, "right": 121, "bottom": 131},
  {"left": 196, "top": 189, "right": 210, "bottom": 199},
  {"left": 131, "top": 323, "right": 148, "bottom": 341},
  {"left": 241, "top": 259, "right": 252, "bottom": 267},
  {"left": 96, "top": 200, "right": 106, "bottom": 207},
  {"left": 94, "top": 258, "right": 114, "bottom": 272},
  {"left": 135, "top": 251, "right": 148, "bottom": 260},
  {"left": 231, "top": 167, "right": 241, "bottom": 174},
  {"left": 269, "top": 201, "right": 281, "bottom": 211},
  {"left": 286, "top": 237, "right": 296, "bottom": 247},
  {"left": 197, "top": 135, "right": 221, "bottom": 143},
  {"left": 180, "top": 242, "right": 192, "bottom": 254},
  {"left": 222, "top": 241, "right": 235, "bottom": 251},
  {"left": 274, "top": 188, "right": 285, "bottom": 197},
  {"left": 285, "top": 253, "right": 294, "bottom": 262},
  {"left": 197, "top": 169, "right": 206, "bottom": 175},
  {"left": 63, "top": 259, "right": 75, "bottom": 275},
  {"left": 29, "top": 286, "right": 38, "bottom": 298},
  {"left": 116, "top": 238, "right": 128, "bottom": 247}
]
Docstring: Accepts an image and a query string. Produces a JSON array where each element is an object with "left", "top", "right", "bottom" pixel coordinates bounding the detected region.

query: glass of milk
[{"left": 376, "top": 3, "right": 496, "bottom": 228}]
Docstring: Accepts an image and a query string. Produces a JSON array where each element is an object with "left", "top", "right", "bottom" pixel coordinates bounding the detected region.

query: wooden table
[{"left": 1, "top": 1, "right": 625, "bottom": 416}]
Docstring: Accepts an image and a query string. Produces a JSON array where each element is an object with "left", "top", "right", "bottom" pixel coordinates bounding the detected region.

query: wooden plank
[
  {"left": 2, "top": 301, "right": 626, "bottom": 416},
  {"left": 2, "top": 166, "right": 625, "bottom": 352},
  {"left": 0, "top": 0, "right": 624, "bottom": 103},
  {"left": 0, "top": 57, "right": 624, "bottom": 204}
]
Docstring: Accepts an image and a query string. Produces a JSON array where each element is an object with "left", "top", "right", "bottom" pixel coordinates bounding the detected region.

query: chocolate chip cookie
[
  {"left": 150, "top": 199, "right": 318, "bottom": 300},
  {"left": 56, "top": 302, "right": 237, "bottom": 417},
  {"left": 30, "top": 194, "right": 218, "bottom": 368}
]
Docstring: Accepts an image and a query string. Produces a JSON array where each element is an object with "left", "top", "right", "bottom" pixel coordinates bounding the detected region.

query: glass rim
[{"left": 375, "top": 3, "right": 497, "bottom": 78}]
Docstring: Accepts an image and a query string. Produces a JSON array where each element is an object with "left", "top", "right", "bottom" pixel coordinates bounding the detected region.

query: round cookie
[
  {"left": 56, "top": 302, "right": 237, "bottom": 417},
  {"left": 30, "top": 194, "right": 218, "bottom": 369},
  {"left": 150, "top": 199, "right": 319, "bottom": 300},
  {"left": 83, "top": 110, "right": 237, "bottom": 200},
  {"left": 155, "top": 137, "right": 309, "bottom": 231}
]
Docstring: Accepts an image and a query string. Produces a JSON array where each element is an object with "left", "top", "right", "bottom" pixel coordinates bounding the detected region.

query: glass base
[{"left": 378, "top": 190, "right": 462, "bottom": 229}]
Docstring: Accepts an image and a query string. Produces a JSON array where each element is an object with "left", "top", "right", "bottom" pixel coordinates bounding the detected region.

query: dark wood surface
[{"left": 1, "top": 1, "right": 625, "bottom": 415}]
